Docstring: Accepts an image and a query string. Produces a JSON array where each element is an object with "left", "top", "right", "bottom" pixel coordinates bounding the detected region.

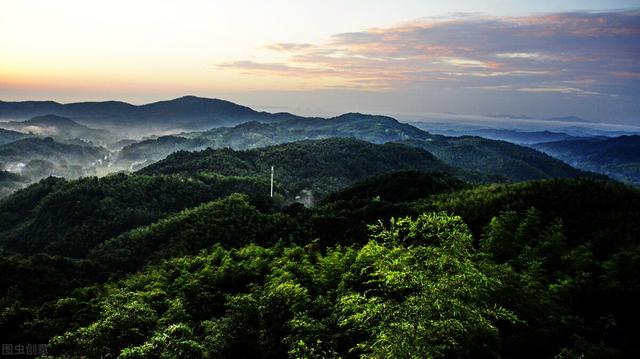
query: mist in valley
[{"left": 1, "top": 96, "right": 639, "bottom": 200}]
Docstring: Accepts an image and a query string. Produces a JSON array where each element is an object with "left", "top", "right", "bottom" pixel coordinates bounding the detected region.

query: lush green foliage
[
  {"left": 423, "top": 179, "right": 640, "bottom": 357},
  {"left": 46, "top": 213, "right": 513, "bottom": 358},
  {"left": 89, "top": 193, "right": 310, "bottom": 275},
  {"left": 0, "top": 161, "right": 638, "bottom": 358},
  {"left": 0, "top": 173, "right": 269, "bottom": 257},
  {"left": 139, "top": 138, "right": 457, "bottom": 196},
  {"left": 0, "top": 139, "right": 461, "bottom": 258}
]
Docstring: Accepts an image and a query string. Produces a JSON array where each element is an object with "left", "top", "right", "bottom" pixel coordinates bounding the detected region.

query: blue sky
[{"left": 1, "top": 1, "right": 639, "bottom": 124}]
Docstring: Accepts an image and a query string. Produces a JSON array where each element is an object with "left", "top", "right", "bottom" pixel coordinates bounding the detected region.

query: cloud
[
  {"left": 495, "top": 52, "right": 546, "bottom": 59},
  {"left": 264, "top": 43, "right": 313, "bottom": 52},
  {"left": 516, "top": 87, "right": 601, "bottom": 96},
  {"left": 220, "top": 60, "right": 306, "bottom": 74},
  {"left": 222, "top": 10, "right": 640, "bottom": 96}
]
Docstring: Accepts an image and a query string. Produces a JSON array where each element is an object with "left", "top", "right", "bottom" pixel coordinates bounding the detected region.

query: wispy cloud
[
  {"left": 221, "top": 10, "right": 640, "bottom": 96},
  {"left": 517, "top": 86, "right": 601, "bottom": 96},
  {"left": 264, "top": 43, "right": 314, "bottom": 52}
]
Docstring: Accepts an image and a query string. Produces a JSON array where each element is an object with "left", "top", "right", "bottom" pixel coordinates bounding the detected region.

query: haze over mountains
[
  {"left": 4, "top": 1, "right": 640, "bottom": 356},
  {"left": 0, "top": 128, "right": 29, "bottom": 146},
  {"left": 0, "top": 95, "right": 638, "bottom": 200},
  {"left": 117, "top": 111, "right": 591, "bottom": 182},
  {"left": 0, "top": 97, "right": 637, "bottom": 359},
  {"left": 0, "top": 114, "right": 113, "bottom": 143},
  {"left": 0, "top": 96, "right": 299, "bottom": 133},
  {"left": 534, "top": 135, "right": 640, "bottom": 184}
]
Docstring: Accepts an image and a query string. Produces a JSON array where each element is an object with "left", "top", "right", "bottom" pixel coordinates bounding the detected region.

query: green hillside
[
  {"left": 0, "top": 139, "right": 456, "bottom": 259},
  {"left": 0, "top": 174, "right": 269, "bottom": 258},
  {"left": 0, "top": 176, "right": 636, "bottom": 358},
  {"left": 402, "top": 136, "right": 591, "bottom": 182},
  {"left": 0, "top": 140, "right": 637, "bottom": 358},
  {"left": 121, "top": 114, "right": 590, "bottom": 183},
  {"left": 139, "top": 138, "right": 462, "bottom": 196}
]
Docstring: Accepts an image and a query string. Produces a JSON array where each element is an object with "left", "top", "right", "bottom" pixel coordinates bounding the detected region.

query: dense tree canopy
[{"left": 0, "top": 147, "right": 638, "bottom": 358}]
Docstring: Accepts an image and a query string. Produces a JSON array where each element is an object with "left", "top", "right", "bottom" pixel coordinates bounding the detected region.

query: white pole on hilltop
[{"left": 270, "top": 166, "right": 274, "bottom": 197}]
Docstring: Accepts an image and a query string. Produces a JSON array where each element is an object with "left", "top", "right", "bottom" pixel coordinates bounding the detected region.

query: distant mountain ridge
[
  {"left": 409, "top": 126, "right": 587, "bottom": 145},
  {"left": 0, "top": 96, "right": 301, "bottom": 130},
  {"left": 533, "top": 135, "right": 640, "bottom": 184},
  {"left": 121, "top": 114, "right": 594, "bottom": 183},
  {"left": 0, "top": 96, "right": 612, "bottom": 190},
  {"left": 489, "top": 114, "right": 592, "bottom": 123},
  {"left": 116, "top": 112, "right": 429, "bottom": 164},
  {"left": 545, "top": 116, "right": 592, "bottom": 123}
]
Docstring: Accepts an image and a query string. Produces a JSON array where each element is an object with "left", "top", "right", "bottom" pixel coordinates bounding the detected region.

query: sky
[{"left": 1, "top": 0, "right": 639, "bottom": 124}]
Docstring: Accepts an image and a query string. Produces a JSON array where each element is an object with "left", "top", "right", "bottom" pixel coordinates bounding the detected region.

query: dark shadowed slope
[{"left": 322, "top": 170, "right": 466, "bottom": 204}]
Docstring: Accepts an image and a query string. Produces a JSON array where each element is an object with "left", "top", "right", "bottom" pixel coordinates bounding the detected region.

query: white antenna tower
[{"left": 270, "top": 166, "right": 274, "bottom": 197}]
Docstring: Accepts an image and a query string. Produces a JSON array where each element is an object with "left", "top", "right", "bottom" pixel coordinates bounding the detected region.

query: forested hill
[
  {"left": 138, "top": 138, "right": 474, "bottom": 195},
  {"left": 0, "top": 133, "right": 636, "bottom": 358},
  {"left": 0, "top": 139, "right": 458, "bottom": 258},
  {"left": 321, "top": 170, "right": 467, "bottom": 204},
  {"left": 0, "top": 114, "right": 113, "bottom": 143},
  {"left": 0, "top": 137, "right": 106, "bottom": 163},
  {"left": 401, "top": 136, "right": 591, "bottom": 182},
  {"left": 533, "top": 135, "right": 640, "bottom": 184},
  {"left": 1, "top": 171, "right": 638, "bottom": 358},
  {"left": 122, "top": 114, "right": 591, "bottom": 183}
]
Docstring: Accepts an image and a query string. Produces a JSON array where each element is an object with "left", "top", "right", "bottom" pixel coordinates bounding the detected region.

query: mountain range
[
  {"left": 490, "top": 114, "right": 592, "bottom": 123},
  {"left": 0, "top": 138, "right": 470, "bottom": 258},
  {"left": 0, "top": 95, "right": 634, "bottom": 200},
  {"left": 1, "top": 151, "right": 637, "bottom": 357},
  {"left": 0, "top": 96, "right": 299, "bottom": 131},
  {"left": 534, "top": 135, "right": 640, "bottom": 184},
  {"left": 0, "top": 96, "right": 638, "bottom": 357},
  {"left": 408, "top": 128, "right": 586, "bottom": 145},
  {"left": 118, "top": 113, "right": 592, "bottom": 183}
]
